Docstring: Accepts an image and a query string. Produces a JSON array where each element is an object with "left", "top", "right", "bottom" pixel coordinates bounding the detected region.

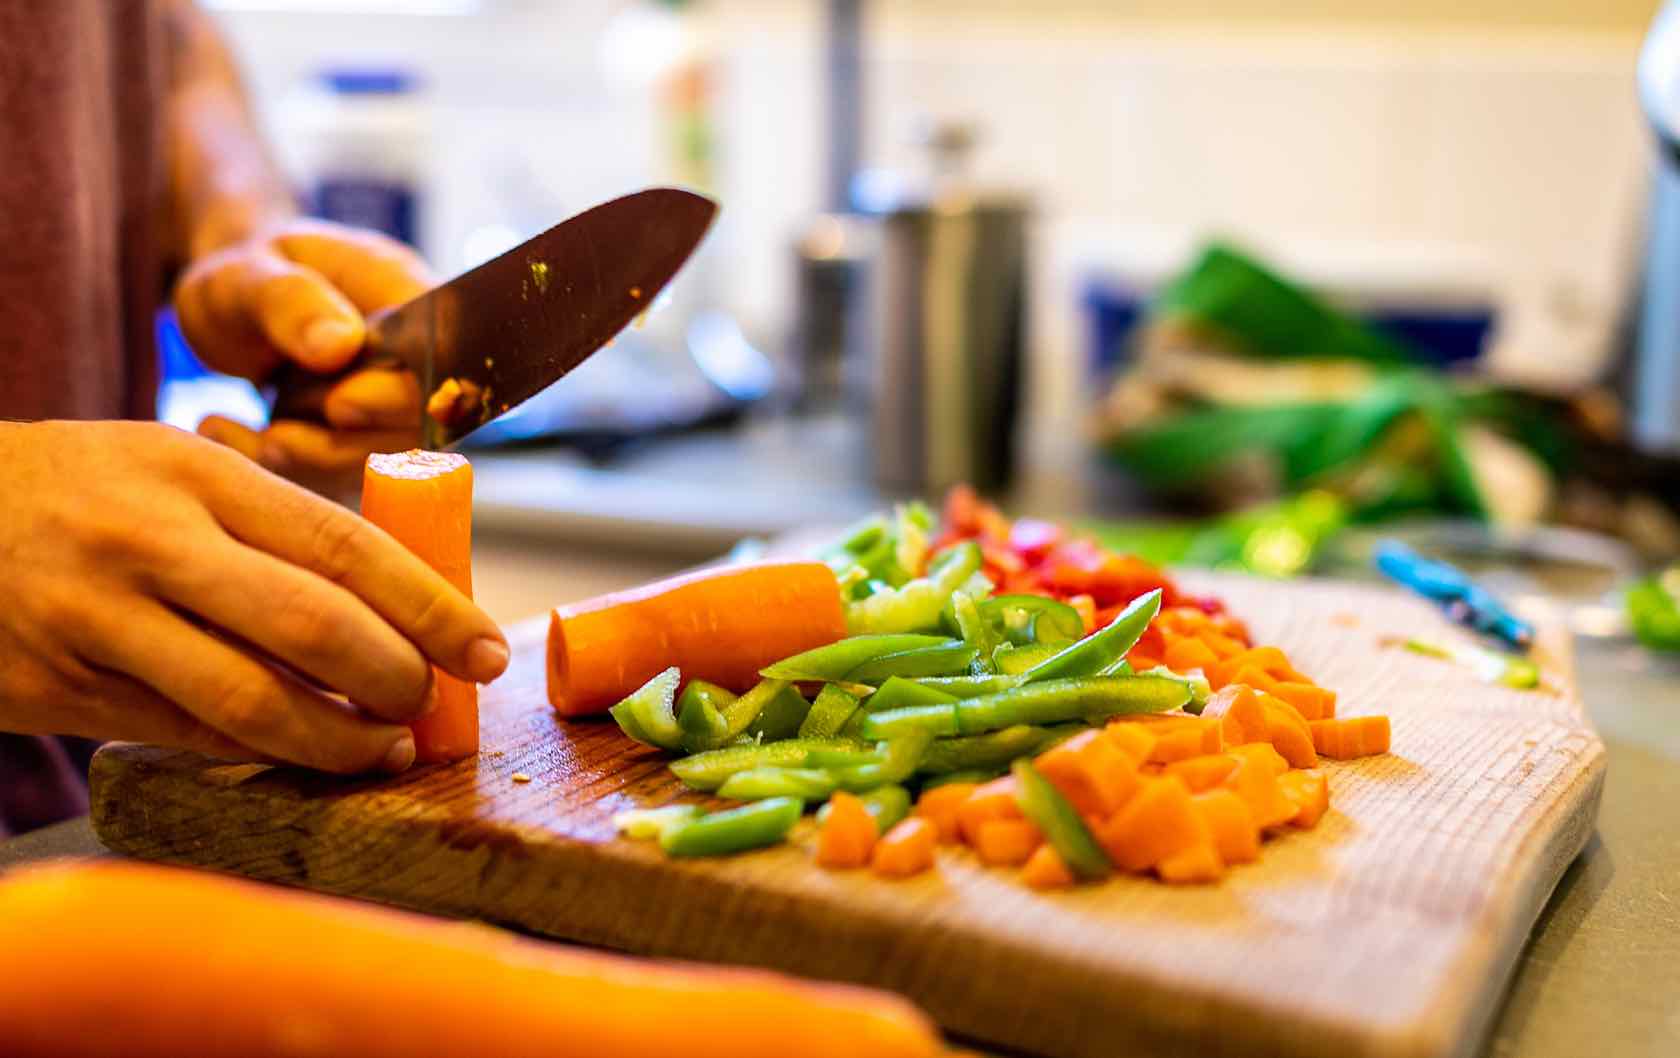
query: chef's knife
[{"left": 273, "top": 187, "right": 718, "bottom": 448}]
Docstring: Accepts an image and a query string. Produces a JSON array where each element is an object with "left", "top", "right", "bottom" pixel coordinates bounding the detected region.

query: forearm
[{"left": 164, "top": 0, "right": 296, "bottom": 261}]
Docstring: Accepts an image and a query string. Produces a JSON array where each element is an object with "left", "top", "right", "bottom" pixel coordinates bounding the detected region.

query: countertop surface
[{"left": 4, "top": 425, "right": 1677, "bottom": 1058}]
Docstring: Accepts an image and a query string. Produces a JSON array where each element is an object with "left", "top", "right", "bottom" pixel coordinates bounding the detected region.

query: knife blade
[{"left": 274, "top": 187, "right": 718, "bottom": 448}]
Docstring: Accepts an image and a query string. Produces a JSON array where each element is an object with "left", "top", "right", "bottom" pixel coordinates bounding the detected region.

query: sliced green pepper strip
[
  {"left": 712, "top": 679, "right": 793, "bottom": 745},
  {"left": 912, "top": 674, "right": 1023, "bottom": 698},
  {"left": 845, "top": 542, "right": 984, "bottom": 634},
  {"left": 1628, "top": 569, "right": 1680, "bottom": 651},
  {"left": 859, "top": 703, "right": 961, "bottom": 740},
  {"left": 1135, "top": 666, "right": 1212, "bottom": 714},
  {"left": 920, "top": 768, "right": 1006, "bottom": 788},
  {"left": 846, "top": 642, "right": 977, "bottom": 683},
  {"left": 607, "top": 668, "right": 683, "bottom": 749},
  {"left": 799, "top": 685, "right": 862, "bottom": 738},
  {"left": 1012, "top": 760, "right": 1111, "bottom": 881},
  {"left": 916, "top": 722, "right": 1086, "bottom": 775},
  {"left": 992, "top": 643, "right": 1060, "bottom": 676},
  {"left": 866, "top": 676, "right": 959, "bottom": 713},
  {"left": 716, "top": 767, "right": 838, "bottom": 801},
  {"left": 802, "top": 744, "right": 885, "bottom": 768},
  {"left": 818, "top": 783, "right": 913, "bottom": 833},
  {"left": 669, "top": 737, "right": 869, "bottom": 791},
  {"left": 954, "top": 675, "right": 1187, "bottom": 735},
  {"left": 612, "top": 804, "right": 702, "bottom": 840},
  {"left": 980, "top": 594, "right": 1085, "bottom": 647},
  {"left": 1021, "top": 589, "right": 1163, "bottom": 684},
  {"left": 832, "top": 731, "right": 934, "bottom": 792},
  {"left": 676, "top": 681, "right": 731, "bottom": 752},
  {"left": 660, "top": 797, "right": 803, "bottom": 857},
  {"left": 946, "top": 590, "right": 1001, "bottom": 669},
  {"left": 761, "top": 634, "right": 952, "bottom": 682},
  {"left": 744, "top": 684, "right": 811, "bottom": 741}
]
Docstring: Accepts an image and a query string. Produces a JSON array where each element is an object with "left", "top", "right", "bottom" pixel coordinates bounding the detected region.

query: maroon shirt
[{"left": 0, "top": 0, "right": 170, "bottom": 835}]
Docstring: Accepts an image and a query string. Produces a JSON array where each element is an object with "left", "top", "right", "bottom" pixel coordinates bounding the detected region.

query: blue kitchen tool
[{"left": 1374, "top": 539, "right": 1535, "bottom": 649}]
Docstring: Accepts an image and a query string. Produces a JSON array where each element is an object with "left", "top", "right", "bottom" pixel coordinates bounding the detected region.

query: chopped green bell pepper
[
  {"left": 716, "top": 767, "right": 838, "bottom": 801},
  {"left": 954, "top": 674, "right": 1186, "bottom": 735},
  {"left": 865, "top": 676, "right": 959, "bottom": 713},
  {"left": 744, "top": 684, "right": 812, "bottom": 741},
  {"left": 980, "top": 594, "right": 1085, "bottom": 647},
  {"left": 670, "top": 737, "right": 869, "bottom": 791},
  {"left": 1629, "top": 567, "right": 1680, "bottom": 652},
  {"left": 816, "top": 784, "right": 912, "bottom": 833},
  {"left": 859, "top": 703, "right": 961, "bottom": 740},
  {"left": 845, "top": 643, "right": 977, "bottom": 683},
  {"left": 607, "top": 667, "right": 683, "bottom": 750},
  {"left": 916, "top": 723, "right": 1085, "bottom": 775},
  {"left": 761, "top": 634, "right": 952, "bottom": 682},
  {"left": 1012, "top": 760, "right": 1111, "bottom": 881},
  {"left": 1021, "top": 589, "right": 1162, "bottom": 683},
  {"left": 612, "top": 804, "right": 702, "bottom": 840},
  {"left": 659, "top": 797, "right": 803, "bottom": 857},
  {"left": 799, "top": 684, "right": 862, "bottom": 738}
]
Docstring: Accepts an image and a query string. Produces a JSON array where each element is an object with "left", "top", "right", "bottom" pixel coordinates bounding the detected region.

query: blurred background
[{"left": 169, "top": 0, "right": 1680, "bottom": 650}]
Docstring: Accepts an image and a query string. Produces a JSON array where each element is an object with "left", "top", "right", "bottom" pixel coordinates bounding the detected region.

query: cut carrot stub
[
  {"left": 974, "top": 819, "right": 1043, "bottom": 867},
  {"left": 1020, "top": 843, "right": 1075, "bottom": 889},
  {"left": 1035, "top": 729, "right": 1140, "bottom": 818},
  {"left": 914, "top": 783, "right": 978, "bottom": 844},
  {"left": 956, "top": 776, "right": 1024, "bottom": 847},
  {"left": 362, "top": 450, "right": 477, "bottom": 764},
  {"left": 1202, "top": 685, "right": 1270, "bottom": 747},
  {"left": 1257, "top": 695, "right": 1318, "bottom": 769},
  {"left": 1157, "top": 842, "right": 1224, "bottom": 884},
  {"left": 872, "top": 818, "right": 938, "bottom": 878},
  {"left": 1165, "top": 754, "right": 1239, "bottom": 792},
  {"left": 1309, "top": 715, "right": 1392, "bottom": 759},
  {"left": 1222, "top": 751, "right": 1297, "bottom": 830},
  {"left": 547, "top": 561, "right": 846, "bottom": 717},
  {"left": 816, "top": 792, "right": 878, "bottom": 869},
  {"left": 1093, "top": 776, "right": 1206, "bottom": 873},
  {"left": 1102, "top": 722, "right": 1155, "bottom": 766},
  {"left": 1163, "top": 636, "right": 1219, "bottom": 674},
  {"left": 1269, "top": 682, "right": 1336, "bottom": 721},
  {"left": 1279, "top": 770, "right": 1330, "bottom": 829},
  {"left": 0, "top": 861, "right": 943, "bottom": 1058},
  {"left": 1193, "top": 789, "right": 1260, "bottom": 865}
]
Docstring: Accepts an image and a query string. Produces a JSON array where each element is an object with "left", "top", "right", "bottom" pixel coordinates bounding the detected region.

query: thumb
[{"left": 244, "top": 250, "right": 367, "bottom": 373}]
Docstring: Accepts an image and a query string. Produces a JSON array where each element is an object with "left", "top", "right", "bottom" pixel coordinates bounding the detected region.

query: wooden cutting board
[{"left": 89, "top": 574, "right": 1604, "bottom": 1058}]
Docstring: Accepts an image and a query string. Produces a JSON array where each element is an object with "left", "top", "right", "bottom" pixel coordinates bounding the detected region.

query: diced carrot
[
  {"left": 1279, "top": 770, "right": 1330, "bottom": 829},
  {"left": 1193, "top": 789, "right": 1260, "bottom": 864},
  {"left": 955, "top": 776, "right": 1024, "bottom": 847},
  {"left": 1223, "top": 664, "right": 1281, "bottom": 694},
  {"left": 1067, "top": 594, "right": 1097, "bottom": 635},
  {"left": 1156, "top": 842, "right": 1224, "bottom": 884},
  {"left": 1093, "top": 776, "right": 1207, "bottom": 872},
  {"left": 1126, "top": 654, "right": 1163, "bottom": 672},
  {"left": 1308, "top": 715, "right": 1392, "bottom": 759},
  {"left": 1163, "top": 636, "right": 1219, "bottom": 674},
  {"left": 1035, "top": 729, "right": 1141, "bottom": 818},
  {"left": 1165, "top": 754, "right": 1239, "bottom": 792},
  {"left": 871, "top": 818, "right": 938, "bottom": 878},
  {"left": 1228, "top": 742, "right": 1290, "bottom": 778},
  {"left": 1269, "top": 682, "right": 1336, "bottom": 721},
  {"left": 0, "top": 861, "right": 942, "bottom": 1058},
  {"left": 974, "top": 819, "right": 1043, "bottom": 867},
  {"left": 1020, "top": 844, "right": 1075, "bottom": 889},
  {"left": 1222, "top": 751, "right": 1298, "bottom": 829},
  {"left": 362, "top": 451, "right": 477, "bottom": 763},
  {"left": 1257, "top": 695, "right": 1318, "bottom": 769},
  {"left": 1199, "top": 631, "right": 1247, "bottom": 660},
  {"left": 1138, "top": 762, "right": 1165, "bottom": 777},
  {"left": 1210, "top": 647, "right": 1309, "bottom": 688},
  {"left": 914, "top": 783, "right": 978, "bottom": 844},
  {"left": 547, "top": 561, "right": 846, "bottom": 717},
  {"left": 1102, "top": 722, "right": 1155, "bottom": 766},
  {"left": 815, "top": 792, "right": 878, "bottom": 869},
  {"left": 1147, "top": 726, "right": 1208, "bottom": 764},
  {"left": 1202, "top": 684, "right": 1271, "bottom": 746}
]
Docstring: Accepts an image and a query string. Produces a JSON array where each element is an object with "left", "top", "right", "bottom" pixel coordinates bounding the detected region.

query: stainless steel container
[{"left": 866, "top": 140, "right": 1029, "bottom": 495}]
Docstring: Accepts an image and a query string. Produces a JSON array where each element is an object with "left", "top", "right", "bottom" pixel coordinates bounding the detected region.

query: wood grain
[{"left": 89, "top": 574, "right": 1604, "bottom": 1058}]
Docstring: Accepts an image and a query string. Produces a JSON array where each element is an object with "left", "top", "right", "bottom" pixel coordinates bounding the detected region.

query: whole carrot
[
  {"left": 362, "top": 450, "right": 478, "bottom": 763},
  {"left": 0, "top": 861, "right": 942, "bottom": 1058},
  {"left": 548, "top": 561, "right": 846, "bottom": 717}
]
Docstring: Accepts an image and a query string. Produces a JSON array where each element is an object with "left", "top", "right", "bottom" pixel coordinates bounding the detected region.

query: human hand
[
  {"left": 173, "top": 217, "right": 430, "bottom": 494},
  {"left": 0, "top": 420, "right": 510, "bottom": 773}
]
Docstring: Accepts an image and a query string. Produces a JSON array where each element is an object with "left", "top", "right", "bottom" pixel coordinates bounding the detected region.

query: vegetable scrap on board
[{"left": 574, "top": 486, "right": 1396, "bottom": 888}]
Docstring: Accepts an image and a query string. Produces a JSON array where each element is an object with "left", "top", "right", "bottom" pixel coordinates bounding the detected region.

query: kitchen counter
[{"left": 5, "top": 493, "right": 1677, "bottom": 1058}]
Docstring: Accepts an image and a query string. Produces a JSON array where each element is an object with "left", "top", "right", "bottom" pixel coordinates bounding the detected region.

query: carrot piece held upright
[
  {"left": 548, "top": 562, "right": 846, "bottom": 717},
  {"left": 363, "top": 450, "right": 477, "bottom": 763}
]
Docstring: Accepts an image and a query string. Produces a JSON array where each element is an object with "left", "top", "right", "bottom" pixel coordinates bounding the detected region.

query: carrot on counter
[
  {"left": 1309, "top": 716, "right": 1392, "bottom": 759},
  {"left": 955, "top": 776, "right": 1024, "bottom": 847},
  {"left": 1020, "top": 843, "right": 1075, "bottom": 889},
  {"left": 872, "top": 818, "right": 938, "bottom": 878},
  {"left": 1201, "top": 685, "right": 1270, "bottom": 747},
  {"left": 816, "top": 792, "right": 878, "bottom": 869},
  {"left": 1193, "top": 789, "right": 1260, "bottom": 865},
  {"left": 1034, "top": 729, "right": 1140, "bottom": 818},
  {"left": 547, "top": 561, "right": 847, "bottom": 717},
  {"left": 1093, "top": 776, "right": 1207, "bottom": 873},
  {"left": 1256, "top": 696, "right": 1318, "bottom": 769},
  {"left": 362, "top": 450, "right": 478, "bottom": 763},
  {"left": 1269, "top": 682, "right": 1336, "bottom": 721},
  {"left": 913, "top": 782, "right": 978, "bottom": 844},
  {"left": 974, "top": 819, "right": 1043, "bottom": 867},
  {"left": 1156, "top": 842, "right": 1224, "bottom": 885},
  {"left": 1222, "top": 748, "right": 1299, "bottom": 830},
  {"left": 0, "top": 861, "right": 942, "bottom": 1058},
  {"left": 1164, "top": 754, "right": 1239, "bottom": 793},
  {"left": 1279, "top": 770, "right": 1330, "bottom": 829}
]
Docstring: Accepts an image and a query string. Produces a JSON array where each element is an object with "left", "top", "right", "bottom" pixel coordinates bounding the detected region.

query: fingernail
[
  {"left": 381, "top": 733, "right": 416, "bottom": 774},
  {"left": 466, "top": 637, "right": 510, "bottom": 683},
  {"left": 305, "top": 318, "right": 357, "bottom": 359},
  {"left": 261, "top": 442, "right": 291, "bottom": 471}
]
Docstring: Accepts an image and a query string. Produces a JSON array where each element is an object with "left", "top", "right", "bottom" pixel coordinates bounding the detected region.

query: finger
[
  {"left": 56, "top": 667, "right": 264, "bottom": 764},
  {"left": 198, "top": 415, "right": 268, "bottom": 464},
  {"left": 84, "top": 601, "right": 417, "bottom": 775},
  {"left": 198, "top": 451, "right": 510, "bottom": 685},
  {"left": 261, "top": 420, "right": 418, "bottom": 476},
  {"left": 273, "top": 220, "right": 433, "bottom": 314},
  {"left": 242, "top": 252, "right": 367, "bottom": 373},
  {"left": 153, "top": 539, "right": 435, "bottom": 722},
  {"left": 173, "top": 249, "right": 283, "bottom": 382},
  {"left": 322, "top": 367, "right": 422, "bottom": 431}
]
